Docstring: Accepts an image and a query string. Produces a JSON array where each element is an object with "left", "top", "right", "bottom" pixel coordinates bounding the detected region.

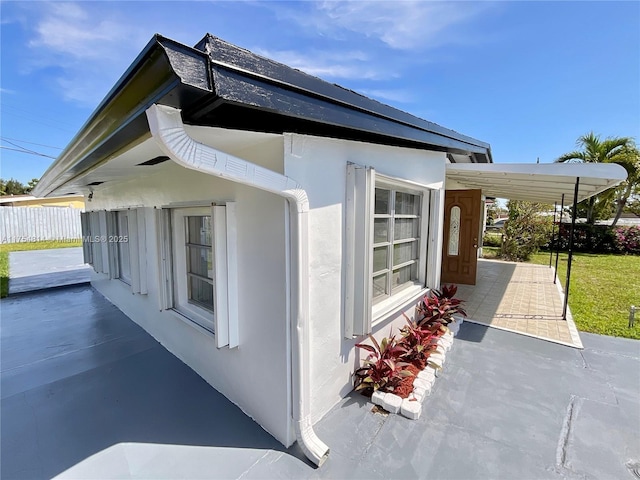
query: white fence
[{"left": 0, "top": 206, "right": 82, "bottom": 243}]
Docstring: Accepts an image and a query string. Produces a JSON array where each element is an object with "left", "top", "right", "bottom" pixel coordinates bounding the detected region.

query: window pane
[
  {"left": 392, "top": 264, "right": 417, "bottom": 289},
  {"left": 394, "top": 218, "right": 418, "bottom": 241},
  {"left": 373, "top": 273, "right": 388, "bottom": 299},
  {"left": 373, "top": 246, "right": 389, "bottom": 272},
  {"left": 187, "top": 216, "right": 212, "bottom": 246},
  {"left": 395, "top": 192, "right": 419, "bottom": 215},
  {"left": 375, "top": 189, "right": 390, "bottom": 214},
  {"left": 393, "top": 241, "right": 418, "bottom": 265},
  {"left": 448, "top": 206, "right": 461, "bottom": 256},
  {"left": 374, "top": 218, "right": 389, "bottom": 243},
  {"left": 189, "top": 276, "right": 214, "bottom": 311},
  {"left": 188, "top": 245, "right": 213, "bottom": 279}
]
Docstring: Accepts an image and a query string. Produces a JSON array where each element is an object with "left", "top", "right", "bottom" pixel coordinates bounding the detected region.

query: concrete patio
[
  {"left": 456, "top": 259, "right": 583, "bottom": 348},
  {"left": 2, "top": 284, "right": 638, "bottom": 479}
]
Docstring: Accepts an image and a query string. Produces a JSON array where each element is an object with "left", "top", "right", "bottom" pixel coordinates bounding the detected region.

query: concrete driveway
[
  {"left": 1, "top": 285, "right": 638, "bottom": 479},
  {"left": 8, "top": 247, "right": 90, "bottom": 295}
]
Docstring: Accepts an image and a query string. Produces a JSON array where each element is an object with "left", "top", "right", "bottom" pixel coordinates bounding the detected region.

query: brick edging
[{"left": 370, "top": 321, "right": 459, "bottom": 420}]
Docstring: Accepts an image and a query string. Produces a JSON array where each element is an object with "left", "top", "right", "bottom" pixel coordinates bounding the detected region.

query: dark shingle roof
[{"left": 35, "top": 33, "right": 491, "bottom": 197}]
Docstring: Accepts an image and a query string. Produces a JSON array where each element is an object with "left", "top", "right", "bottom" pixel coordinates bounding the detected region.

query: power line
[
  {"left": 0, "top": 103, "right": 78, "bottom": 129},
  {"left": 2, "top": 139, "right": 55, "bottom": 158},
  {"left": 0, "top": 146, "right": 57, "bottom": 159},
  {"left": 0, "top": 136, "right": 63, "bottom": 150}
]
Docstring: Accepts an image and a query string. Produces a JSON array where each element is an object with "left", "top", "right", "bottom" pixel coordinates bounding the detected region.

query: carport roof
[{"left": 446, "top": 162, "right": 628, "bottom": 203}]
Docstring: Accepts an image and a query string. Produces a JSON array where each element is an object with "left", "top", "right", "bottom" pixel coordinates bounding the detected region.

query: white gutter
[{"left": 145, "top": 104, "right": 329, "bottom": 467}]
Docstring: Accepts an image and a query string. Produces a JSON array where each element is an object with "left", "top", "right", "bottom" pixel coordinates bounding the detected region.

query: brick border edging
[{"left": 370, "top": 321, "right": 460, "bottom": 420}]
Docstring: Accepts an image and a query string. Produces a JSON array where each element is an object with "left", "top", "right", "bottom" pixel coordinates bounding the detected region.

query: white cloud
[
  {"left": 23, "top": 2, "right": 152, "bottom": 106},
  {"left": 29, "top": 3, "right": 140, "bottom": 62},
  {"left": 253, "top": 48, "right": 390, "bottom": 80},
  {"left": 357, "top": 88, "right": 415, "bottom": 104},
  {"left": 289, "top": 1, "right": 495, "bottom": 51},
  {"left": 0, "top": 88, "right": 16, "bottom": 95}
]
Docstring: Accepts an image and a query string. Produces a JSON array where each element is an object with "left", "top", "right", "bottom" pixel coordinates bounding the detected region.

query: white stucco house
[{"left": 34, "top": 34, "right": 626, "bottom": 466}]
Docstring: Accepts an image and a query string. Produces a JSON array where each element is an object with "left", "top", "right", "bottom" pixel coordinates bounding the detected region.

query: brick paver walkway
[{"left": 455, "top": 259, "right": 583, "bottom": 348}]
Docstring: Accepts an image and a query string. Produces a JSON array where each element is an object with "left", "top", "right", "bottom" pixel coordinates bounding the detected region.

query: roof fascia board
[
  {"left": 199, "top": 35, "right": 491, "bottom": 155},
  {"left": 34, "top": 36, "right": 212, "bottom": 197}
]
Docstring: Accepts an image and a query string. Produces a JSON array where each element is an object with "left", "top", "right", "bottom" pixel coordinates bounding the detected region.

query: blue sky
[{"left": 1, "top": 1, "right": 639, "bottom": 184}]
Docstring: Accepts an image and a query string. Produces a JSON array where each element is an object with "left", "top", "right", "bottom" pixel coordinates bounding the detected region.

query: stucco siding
[
  {"left": 283, "top": 133, "right": 447, "bottom": 423},
  {"left": 87, "top": 137, "right": 294, "bottom": 446}
]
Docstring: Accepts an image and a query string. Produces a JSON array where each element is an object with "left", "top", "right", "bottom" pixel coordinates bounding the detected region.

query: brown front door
[{"left": 441, "top": 189, "right": 482, "bottom": 285}]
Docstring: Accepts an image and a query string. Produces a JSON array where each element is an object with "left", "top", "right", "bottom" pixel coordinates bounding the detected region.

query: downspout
[{"left": 145, "top": 104, "right": 329, "bottom": 467}]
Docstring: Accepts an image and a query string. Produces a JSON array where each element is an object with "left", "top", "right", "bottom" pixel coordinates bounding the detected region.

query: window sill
[
  {"left": 372, "top": 284, "right": 429, "bottom": 326},
  {"left": 167, "top": 308, "right": 216, "bottom": 340}
]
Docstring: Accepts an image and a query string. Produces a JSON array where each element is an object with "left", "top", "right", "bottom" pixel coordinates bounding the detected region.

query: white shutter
[
  {"left": 98, "top": 211, "right": 110, "bottom": 275},
  {"left": 212, "top": 205, "right": 229, "bottom": 348},
  {"left": 156, "top": 208, "right": 173, "bottom": 310},
  {"left": 211, "top": 204, "right": 239, "bottom": 348},
  {"left": 344, "top": 163, "right": 375, "bottom": 337},
  {"left": 136, "top": 208, "right": 148, "bottom": 294},
  {"left": 89, "top": 212, "right": 103, "bottom": 274},
  {"left": 225, "top": 202, "right": 239, "bottom": 348},
  {"left": 127, "top": 209, "right": 140, "bottom": 292},
  {"left": 80, "top": 212, "right": 93, "bottom": 265},
  {"left": 106, "top": 211, "right": 118, "bottom": 279}
]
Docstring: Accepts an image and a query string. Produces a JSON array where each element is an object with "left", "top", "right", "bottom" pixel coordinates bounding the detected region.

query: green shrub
[
  {"left": 483, "top": 231, "right": 502, "bottom": 247},
  {"left": 613, "top": 225, "right": 640, "bottom": 254},
  {"left": 501, "top": 201, "right": 553, "bottom": 261},
  {"left": 547, "top": 224, "right": 640, "bottom": 255}
]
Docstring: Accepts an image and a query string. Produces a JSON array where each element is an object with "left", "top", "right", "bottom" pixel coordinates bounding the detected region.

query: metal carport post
[
  {"left": 562, "top": 178, "right": 580, "bottom": 320},
  {"left": 554, "top": 193, "right": 565, "bottom": 285}
]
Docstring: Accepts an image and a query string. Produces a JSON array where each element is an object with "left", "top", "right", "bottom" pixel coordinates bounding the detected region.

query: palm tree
[
  {"left": 610, "top": 144, "right": 640, "bottom": 226},
  {"left": 555, "top": 132, "right": 631, "bottom": 224}
]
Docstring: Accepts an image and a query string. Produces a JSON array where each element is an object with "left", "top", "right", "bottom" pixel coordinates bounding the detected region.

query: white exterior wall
[
  {"left": 86, "top": 136, "right": 296, "bottom": 446},
  {"left": 283, "top": 133, "right": 447, "bottom": 423}
]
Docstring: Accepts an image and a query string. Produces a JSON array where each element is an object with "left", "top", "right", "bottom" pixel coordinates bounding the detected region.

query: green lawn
[
  {"left": 0, "top": 240, "right": 82, "bottom": 299},
  {"left": 529, "top": 252, "right": 639, "bottom": 340},
  {"left": 0, "top": 251, "right": 8, "bottom": 298}
]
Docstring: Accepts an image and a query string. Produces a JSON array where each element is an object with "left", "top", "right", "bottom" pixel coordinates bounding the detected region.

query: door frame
[{"left": 440, "top": 189, "right": 482, "bottom": 285}]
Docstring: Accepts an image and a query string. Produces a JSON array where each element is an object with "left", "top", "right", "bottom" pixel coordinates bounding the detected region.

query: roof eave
[
  {"left": 34, "top": 36, "right": 213, "bottom": 198},
  {"left": 35, "top": 34, "right": 494, "bottom": 198}
]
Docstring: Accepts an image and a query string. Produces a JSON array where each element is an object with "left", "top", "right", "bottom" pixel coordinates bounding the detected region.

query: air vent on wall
[{"left": 137, "top": 156, "right": 170, "bottom": 166}]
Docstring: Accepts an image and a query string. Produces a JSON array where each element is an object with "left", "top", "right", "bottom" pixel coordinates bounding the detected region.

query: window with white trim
[
  {"left": 158, "top": 203, "right": 238, "bottom": 348},
  {"left": 372, "top": 187, "right": 421, "bottom": 302},
  {"left": 172, "top": 208, "right": 215, "bottom": 325},
  {"left": 345, "top": 164, "right": 431, "bottom": 338}
]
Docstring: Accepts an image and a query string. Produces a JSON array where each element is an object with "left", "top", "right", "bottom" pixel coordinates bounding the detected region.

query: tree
[
  {"left": 26, "top": 178, "right": 39, "bottom": 194},
  {"left": 0, "top": 178, "right": 29, "bottom": 196},
  {"left": 501, "top": 200, "right": 554, "bottom": 262},
  {"left": 609, "top": 144, "right": 640, "bottom": 226},
  {"left": 627, "top": 197, "right": 640, "bottom": 217},
  {"left": 555, "top": 132, "right": 632, "bottom": 224}
]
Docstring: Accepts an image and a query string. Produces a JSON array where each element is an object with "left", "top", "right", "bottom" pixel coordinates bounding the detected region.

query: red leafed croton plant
[{"left": 353, "top": 285, "right": 465, "bottom": 398}]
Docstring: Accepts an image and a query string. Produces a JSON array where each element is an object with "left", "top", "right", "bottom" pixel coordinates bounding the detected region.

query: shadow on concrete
[
  {"left": 1, "top": 285, "right": 305, "bottom": 479},
  {"left": 454, "top": 260, "right": 518, "bottom": 343},
  {"left": 8, "top": 269, "right": 91, "bottom": 295},
  {"left": 455, "top": 321, "right": 491, "bottom": 344}
]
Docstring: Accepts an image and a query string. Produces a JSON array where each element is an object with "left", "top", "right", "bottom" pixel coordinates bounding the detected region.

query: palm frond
[{"left": 555, "top": 151, "right": 585, "bottom": 163}]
